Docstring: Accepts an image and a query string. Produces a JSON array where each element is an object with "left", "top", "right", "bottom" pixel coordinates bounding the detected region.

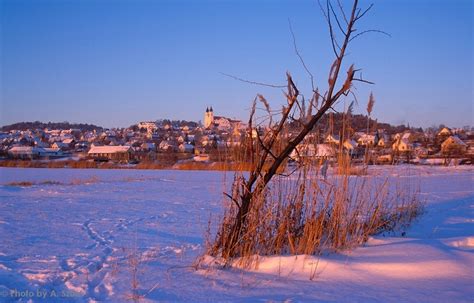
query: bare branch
[
  {"left": 319, "top": 0, "right": 340, "bottom": 57},
  {"left": 355, "top": 3, "right": 373, "bottom": 21},
  {"left": 349, "top": 29, "right": 391, "bottom": 42},
  {"left": 328, "top": 105, "right": 340, "bottom": 113},
  {"left": 353, "top": 78, "right": 375, "bottom": 85},
  {"left": 256, "top": 133, "right": 278, "bottom": 160},
  {"left": 276, "top": 164, "right": 299, "bottom": 177},
  {"left": 352, "top": 69, "right": 375, "bottom": 84},
  {"left": 329, "top": 1, "right": 347, "bottom": 36},
  {"left": 288, "top": 19, "right": 316, "bottom": 91},
  {"left": 336, "top": 0, "right": 349, "bottom": 25},
  {"left": 224, "top": 192, "right": 241, "bottom": 209},
  {"left": 317, "top": 0, "right": 330, "bottom": 23},
  {"left": 220, "top": 72, "right": 286, "bottom": 88},
  {"left": 349, "top": 90, "right": 359, "bottom": 107}
]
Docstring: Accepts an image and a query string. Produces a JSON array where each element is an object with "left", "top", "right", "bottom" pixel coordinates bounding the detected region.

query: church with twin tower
[
  {"left": 204, "top": 106, "right": 214, "bottom": 128},
  {"left": 203, "top": 106, "right": 242, "bottom": 130}
]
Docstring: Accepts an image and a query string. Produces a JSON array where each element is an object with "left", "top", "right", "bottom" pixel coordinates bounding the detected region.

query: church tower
[{"left": 204, "top": 106, "right": 214, "bottom": 128}]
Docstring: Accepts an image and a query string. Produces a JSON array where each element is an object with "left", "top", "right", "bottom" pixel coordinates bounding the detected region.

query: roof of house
[
  {"left": 62, "top": 138, "right": 75, "bottom": 144},
  {"left": 343, "top": 139, "right": 358, "bottom": 149},
  {"left": 438, "top": 127, "right": 452, "bottom": 135},
  {"left": 53, "top": 142, "right": 68, "bottom": 147},
  {"left": 9, "top": 146, "right": 35, "bottom": 153},
  {"left": 443, "top": 136, "right": 467, "bottom": 146},
  {"left": 316, "top": 144, "right": 336, "bottom": 157},
  {"left": 88, "top": 145, "right": 132, "bottom": 154}
]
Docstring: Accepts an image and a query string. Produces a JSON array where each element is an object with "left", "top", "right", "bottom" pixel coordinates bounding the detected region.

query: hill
[{"left": 1, "top": 121, "right": 103, "bottom": 132}]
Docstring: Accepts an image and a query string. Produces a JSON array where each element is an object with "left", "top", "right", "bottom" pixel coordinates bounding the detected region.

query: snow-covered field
[{"left": 0, "top": 166, "right": 472, "bottom": 302}]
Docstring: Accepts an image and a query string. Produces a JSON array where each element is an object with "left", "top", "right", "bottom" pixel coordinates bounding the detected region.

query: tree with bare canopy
[{"left": 207, "top": 0, "right": 408, "bottom": 264}]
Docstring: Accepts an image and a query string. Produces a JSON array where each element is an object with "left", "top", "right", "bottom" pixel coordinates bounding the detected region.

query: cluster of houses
[
  {"left": 0, "top": 108, "right": 246, "bottom": 163},
  {"left": 0, "top": 108, "right": 472, "bottom": 166},
  {"left": 291, "top": 126, "right": 473, "bottom": 164}
]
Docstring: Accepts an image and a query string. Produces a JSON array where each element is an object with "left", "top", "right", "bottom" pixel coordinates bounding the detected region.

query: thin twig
[
  {"left": 220, "top": 72, "right": 286, "bottom": 88},
  {"left": 336, "top": 0, "right": 349, "bottom": 25},
  {"left": 329, "top": 1, "right": 347, "bottom": 36},
  {"left": 288, "top": 19, "right": 316, "bottom": 91},
  {"left": 224, "top": 192, "right": 241, "bottom": 209},
  {"left": 353, "top": 78, "right": 375, "bottom": 85},
  {"left": 349, "top": 29, "right": 391, "bottom": 42},
  {"left": 355, "top": 3, "right": 373, "bottom": 21}
]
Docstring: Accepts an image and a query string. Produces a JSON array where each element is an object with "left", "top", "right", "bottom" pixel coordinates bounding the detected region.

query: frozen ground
[{"left": 0, "top": 166, "right": 472, "bottom": 302}]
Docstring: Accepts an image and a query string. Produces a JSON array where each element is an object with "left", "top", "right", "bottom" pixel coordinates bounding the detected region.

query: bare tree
[{"left": 212, "top": 0, "right": 379, "bottom": 261}]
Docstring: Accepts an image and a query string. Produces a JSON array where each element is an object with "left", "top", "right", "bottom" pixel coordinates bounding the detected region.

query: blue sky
[{"left": 1, "top": 0, "right": 472, "bottom": 129}]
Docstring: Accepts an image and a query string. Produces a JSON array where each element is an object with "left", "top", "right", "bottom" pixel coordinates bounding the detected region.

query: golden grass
[
  {"left": 207, "top": 153, "right": 423, "bottom": 268},
  {"left": 173, "top": 161, "right": 254, "bottom": 171},
  {"left": 0, "top": 159, "right": 265, "bottom": 172}
]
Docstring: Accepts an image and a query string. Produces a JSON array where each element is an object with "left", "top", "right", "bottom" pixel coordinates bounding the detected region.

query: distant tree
[{"left": 1, "top": 121, "right": 103, "bottom": 132}]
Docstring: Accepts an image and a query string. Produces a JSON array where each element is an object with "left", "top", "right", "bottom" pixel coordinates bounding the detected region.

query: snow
[{"left": 0, "top": 166, "right": 473, "bottom": 302}]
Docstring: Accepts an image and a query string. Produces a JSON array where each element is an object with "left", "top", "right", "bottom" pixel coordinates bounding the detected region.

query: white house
[
  {"left": 8, "top": 146, "right": 64, "bottom": 159},
  {"left": 357, "top": 134, "right": 375, "bottom": 146},
  {"left": 392, "top": 138, "right": 413, "bottom": 152},
  {"left": 376, "top": 135, "right": 389, "bottom": 148},
  {"left": 138, "top": 121, "right": 158, "bottom": 133},
  {"left": 441, "top": 136, "right": 467, "bottom": 154},
  {"left": 158, "top": 140, "right": 175, "bottom": 152},
  {"left": 8, "top": 146, "right": 41, "bottom": 159},
  {"left": 290, "top": 143, "right": 335, "bottom": 160},
  {"left": 88, "top": 145, "right": 133, "bottom": 162}
]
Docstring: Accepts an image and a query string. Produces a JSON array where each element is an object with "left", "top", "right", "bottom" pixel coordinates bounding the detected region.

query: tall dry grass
[{"left": 207, "top": 152, "right": 423, "bottom": 268}]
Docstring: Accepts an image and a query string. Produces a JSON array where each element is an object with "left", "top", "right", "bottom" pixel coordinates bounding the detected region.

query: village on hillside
[{"left": 1, "top": 107, "right": 473, "bottom": 168}]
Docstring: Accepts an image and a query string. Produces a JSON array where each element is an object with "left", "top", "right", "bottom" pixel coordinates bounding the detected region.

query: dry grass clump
[
  {"left": 135, "top": 161, "right": 168, "bottom": 170},
  {"left": 39, "top": 180, "right": 63, "bottom": 186},
  {"left": 173, "top": 161, "right": 254, "bottom": 171},
  {"left": 5, "top": 181, "right": 35, "bottom": 187},
  {"left": 207, "top": 155, "right": 423, "bottom": 268},
  {"left": 0, "top": 159, "right": 101, "bottom": 169},
  {"left": 5, "top": 180, "right": 63, "bottom": 187},
  {"left": 5, "top": 177, "right": 100, "bottom": 187},
  {"left": 1, "top": 160, "right": 37, "bottom": 168},
  {"left": 66, "top": 160, "right": 99, "bottom": 169}
]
